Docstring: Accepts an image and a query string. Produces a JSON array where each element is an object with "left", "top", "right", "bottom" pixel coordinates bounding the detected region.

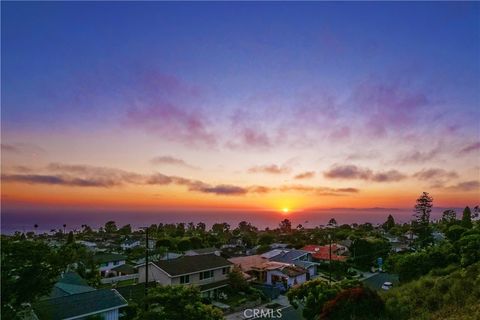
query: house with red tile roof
[{"left": 302, "top": 244, "right": 348, "bottom": 262}]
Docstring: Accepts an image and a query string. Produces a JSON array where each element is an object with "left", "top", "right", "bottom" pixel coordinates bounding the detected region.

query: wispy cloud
[
  {"left": 395, "top": 146, "right": 443, "bottom": 164},
  {"left": 413, "top": 168, "right": 458, "bottom": 181},
  {"left": 150, "top": 156, "right": 198, "bottom": 169},
  {"left": 442, "top": 180, "right": 480, "bottom": 192},
  {"left": 126, "top": 103, "right": 216, "bottom": 147},
  {"left": 2, "top": 162, "right": 360, "bottom": 198},
  {"left": 324, "top": 164, "right": 406, "bottom": 182},
  {"left": 459, "top": 142, "right": 480, "bottom": 155},
  {"left": 1, "top": 174, "right": 118, "bottom": 187},
  {"left": 1, "top": 143, "right": 45, "bottom": 155},
  {"left": 248, "top": 164, "right": 292, "bottom": 175},
  {"left": 351, "top": 80, "right": 431, "bottom": 137},
  {"left": 294, "top": 171, "right": 316, "bottom": 179},
  {"left": 1, "top": 144, "right": 20, "bottom": 153}
]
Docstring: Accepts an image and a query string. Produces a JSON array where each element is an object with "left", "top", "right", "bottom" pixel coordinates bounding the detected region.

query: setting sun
[{"left": 282, "top": 207, "right": 289, "bottom": 213}]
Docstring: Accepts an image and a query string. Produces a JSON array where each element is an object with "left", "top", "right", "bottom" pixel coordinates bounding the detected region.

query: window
[
  {"left": 113, "top": 260, "right": 120, "bottom": 266},
  {"left": 222, "top": 267, "right": 229, "bottom": 275},
  {"left": 199, "top": 270, "right": 214, "bottom": 280},
  {"left": 180, "top": 275, "right": 190, "bottom": 284}
]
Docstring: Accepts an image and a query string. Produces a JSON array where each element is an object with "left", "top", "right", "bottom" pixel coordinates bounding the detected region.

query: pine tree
[
  {"left": 383, "top": 214, "right": 395, "bottom": 231},
  {"left": 461, "top": 206, "right": 473, "bottom": 229},
  {"left": 413, "top": 192, "right": 433, "bottom": 248}
]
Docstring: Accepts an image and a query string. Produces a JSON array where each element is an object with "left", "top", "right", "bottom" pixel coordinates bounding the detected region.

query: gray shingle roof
[
  {"left": 34, "top": 289, "right": 127, "bottom": 320},
  {"left": 269, "top": 250, "right": 309, "bottom": 263},
  {"left": 151, "top": 254, "right": 232, "bottom": 276}
]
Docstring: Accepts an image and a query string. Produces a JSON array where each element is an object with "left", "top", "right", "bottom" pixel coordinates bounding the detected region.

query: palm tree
[
  {"left": 63, "top": 224, "right": 67, "bottom": 236},
  {"left": 34, "top": 224, "right": 39, "bottom": 234}
]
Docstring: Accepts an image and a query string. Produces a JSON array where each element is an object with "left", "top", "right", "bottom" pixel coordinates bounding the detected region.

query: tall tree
[
  {"left": 441, "top": 209, "right": 457, "bottom": 225},
  {"left": 118, "top": 224, "right": 132, "bottom": 235},
  {"left": 279, "top": 219, "right": 292, "bottom": 233},
  {"left": 461, "top": 206, "right": 473, "bottom": 229},
  {"left": 1, "top": 239, "right": 60, "bottom": 316},
  {"left": 104, "top": 221, "right": 117, "bottom": 233},
  {"left": 383, "top": 215, "right": 395, "bottom": 231},
  {"left": 67, "top": 231, "right": 75, "bottom": 244},
  {"left": 413, "top": 192, "right": 434, "bottom": 248},
  {"left": 328, "top": 218, "right": 338, "bottom": 228}
]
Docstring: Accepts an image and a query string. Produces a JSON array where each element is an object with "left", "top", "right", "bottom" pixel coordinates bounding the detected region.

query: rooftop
[
  {"left": 186, "top": 247, "right": 219, "bottom": 254},
  {"left": 111, "top": 264, "right": 137, "bottom": 274},
  {"left": 268, "top": 250, "right": 310, "bottom": 263},
  {"left": 49, "top": 272, "right": 95, "bottom": 298},
  {"left": 147, "top": 254, "right": 232, "bottom": 276},
  {"left": 34, "top": 289, "right": 127, "bottom": 320},
  {"left": 302, "top": 245, "right": 347, "bottom": 262}
]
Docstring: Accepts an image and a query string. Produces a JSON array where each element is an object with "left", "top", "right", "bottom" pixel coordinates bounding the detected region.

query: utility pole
[
  {"left": 328, "top": 233, "right": 332, "bottom": 284},
  {"left": 144, "top": 227, "right": 149, "bottom": 312}
]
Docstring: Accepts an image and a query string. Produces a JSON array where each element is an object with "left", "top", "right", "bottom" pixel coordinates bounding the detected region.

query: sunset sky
[{"left": 2, "top": 2, "right": 479, "bottom": 226}]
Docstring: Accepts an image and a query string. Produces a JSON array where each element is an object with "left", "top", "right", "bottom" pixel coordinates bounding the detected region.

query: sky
[{"left": 1, "top": 2, "right": 479, "bottom": 227}]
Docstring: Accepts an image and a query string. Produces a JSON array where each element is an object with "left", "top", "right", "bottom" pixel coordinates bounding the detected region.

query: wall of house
[
  {"left": 171, "top": 266, "right": 231, "bottom": 285},
  {"left": 266, "top": 270, "right": 307, "bottom": 287},
  {"left": 99, "top": 260, "right": 126, "bottom": 273},
  {"left": 138, "top": 264, "right": 172, "bottom": 284},
  {"left": 287, "top": 273, "right": 307, "bottom": 287},
  {"left": 102, "top": 308, "right": 120, "bottom": 320}
]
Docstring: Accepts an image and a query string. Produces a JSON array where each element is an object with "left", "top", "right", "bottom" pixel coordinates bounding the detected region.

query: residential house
[
  {"left": 49, "top": 272, "right": 95, "bottom": 298},
  {"left": 33, "top": 288, "right": 127, "bottom": 320},
  {"left": 221, "top": 245, "right": 247, "bottom": 258},
  {"left": 133, "top": 252, "right": 182, "bottom": 265},
  {"left": 185, "top": 247, "right": 221, "bottom": 256},
  {"left": 76, "top": 240, "right": 98, "bottom": 251},
  {"left": 33, "top": 273, "right": 127, "bottom": 320},
  {"left": 120, "top": 239, "right": 141, "bottom": 250},
  {"left": 111, "top": 264, "right": 137, "bottom": 277},
  {"left": 270, "top": 243, "right": 289, "bottom": 249},
  {"left": 229, "top": 255, "right": 308, "bottom": 290},
  {"left": 263, "top": 249, "right": 317, "bottom": 278},
  {"left": 137, "top": 254, "right": 233, "bottom": 298},
  {"left": 94, "top": 253, "right": 127, "bottom": 277},
  {"left": 302, "top": 245, "right": 348, "bottom": 263}
]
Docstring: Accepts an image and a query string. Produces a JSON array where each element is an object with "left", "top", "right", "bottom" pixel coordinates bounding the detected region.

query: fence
[{"left": 100, "top": 273, "right": 139, "bottom": 284}]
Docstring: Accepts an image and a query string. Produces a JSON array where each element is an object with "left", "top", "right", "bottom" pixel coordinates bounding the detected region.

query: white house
[
  {"left": 93, "top": 253, "right": 127, "bottom": 277},
  {"left": 76, "top": 240, "right": 98, "bottom": 251},
  {"left": 121, "top": 239, "right": 141, "bottom": 250},
  {"left": 137, "top": 254, "right": 233, "bottom": 298}
]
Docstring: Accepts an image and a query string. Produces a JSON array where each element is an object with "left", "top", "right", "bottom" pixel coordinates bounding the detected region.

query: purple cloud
[
  {"left": 352, "top": 80, "right": 430, "bottom": 137},
  {"left": 1, "top": 174, "right": 118, "bottom": 187},
  {"left": 294, "top": 171, "right": 316, "bottom": 179},
  {"left": 191, "top": 184, "right": 247, "bottom": 196},
  {"left": 1, "top": 144, "right": 20, "bottom": 153},
  {"left": 413, "top": 168, "right": 458, "bottom": 181},
  {"left": 395, "top": 146, "right": 442, "bottom": 164},
  {"left": 248, "top": 164, "right": 291, "bottom": 174},
  {"left": 126, "top": 103, "right": 216, "bottom": 146},
  {"left": 324, "top": 164, "right": 406, "bottom": 182},
  {"left": 460, "top": 142, "right": 480, "bottom": 155},
  {"left": 150, "top": 156, "right": 197, "bottom": 169},
  {"left": 443, "top": 180, "right": 480, "bottom": 192}
]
